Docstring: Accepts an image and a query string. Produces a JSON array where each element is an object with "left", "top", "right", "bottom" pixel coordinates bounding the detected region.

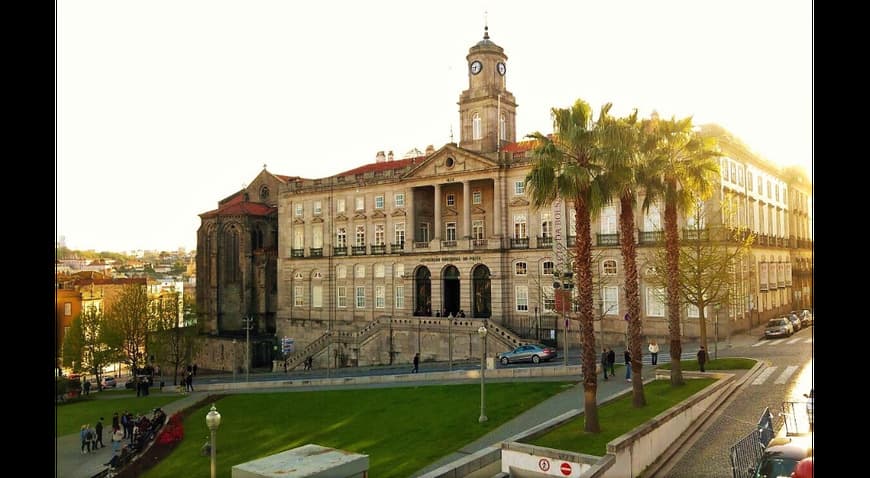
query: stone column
[
  {"left": 492, "top": 177, "right": 501, "bottom": 237},
  {"left": 463, "top": 180, "right": 472, "bottom": 239},
  {"left": 406, "top": 187, "right": 414, "bottom": 251},
  {"left": 434, "top": 183, "right": 442, "bottom": 241}
]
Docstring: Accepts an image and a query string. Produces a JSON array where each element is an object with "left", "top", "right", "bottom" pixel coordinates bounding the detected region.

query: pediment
[
  {"left": 371, "top": 210, "right": 387, "bottom": 219},
  {"left": 335, "top": 214, "right": 348, "bottom": 222},
  {"left": 311, "top": 216, "right": 324, "bottom": 224},
  {"left": 402, "top": 144, "right": 500, "bottom": 180},
  {"left": 293, "top": 218, "right": 305, "bottom": 225},
  {"left": 391, "top": 209, "right": 407, "bottom": 217},
  {"left": 353, "top": 212, "right": 367, "bottom": 220},
  {"left": 443, "top": 207, "right": 459, "bottom": 217},
  {"left": 509, "top": 197, "right": 530, "bottom": 207},
  {"left": 472, "top": 206, "right": 487, "bottom": 214}
]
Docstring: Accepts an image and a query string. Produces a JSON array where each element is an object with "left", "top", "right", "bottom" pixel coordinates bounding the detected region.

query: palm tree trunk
[
  {"left": 620, "top": 194, "right": 646, "bottom": 406},
  {"left": 664, "top": 186, "right": 684, "bottom": 385},
  {"left": 575, "top": 195, "right": 600, "bottom": 432}
]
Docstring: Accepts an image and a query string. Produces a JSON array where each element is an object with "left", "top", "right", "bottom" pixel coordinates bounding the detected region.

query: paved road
[{"left": 660, "top": 323, "right": 814, "bottom": 477}]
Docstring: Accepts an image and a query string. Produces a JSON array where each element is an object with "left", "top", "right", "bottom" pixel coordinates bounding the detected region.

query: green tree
[
  {"left": 598, "top": 108, "right": 647, "bottom": 406},
  {"left": 105, "top": 284, "right": 153, "bottom": 375},
  {"left": 526, "top": 99, "right": 610, "bottom": 432},
  {"left": 60, "top": 307, "right": 117, "bottom": 388},
  {"left": 644, "top": 115, "right": 721, "bottom": 385}
]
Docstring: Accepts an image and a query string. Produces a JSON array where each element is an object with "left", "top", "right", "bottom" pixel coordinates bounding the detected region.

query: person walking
[
  {"left": 80, "top": 425, "right": 91, "bottom": 454},
  {"left": 648, "top": 340, "right": 660, "bottom": 366},
  {"left": 624, "top": 349, "right": 632, "bottom": 381},
  {"left": 95, "top": 417, "right": 105, "bottom": 449},
  {"left": 607, "top": 348, "right": 616, "bottom": 377},
  {"left": 111, "top": 412, "right": 120, "bottom": 432},
  {"left": 697, "top": 346, "right": 708, "bottom": 372},
  {"left": 412, "top": 352, "right": 420, "bottom": 373},
  {"left": 601, "top": 347, "right": 609, "bottom": 380},
  {"left": 111, "top": 427, "right": 124, "bottom": 455}
]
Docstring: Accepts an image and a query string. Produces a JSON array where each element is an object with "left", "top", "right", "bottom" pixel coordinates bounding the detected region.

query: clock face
[
  {"left": 497, "top": 62, "right": 506, "bottom": 76},
  {"left": 470, "top": 60, "right": 482, "bottom": 75}
]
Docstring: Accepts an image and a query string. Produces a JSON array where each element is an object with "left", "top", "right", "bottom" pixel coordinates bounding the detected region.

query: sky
[{"left": 56, "top": 0, "right": 813, "bottom": 253}]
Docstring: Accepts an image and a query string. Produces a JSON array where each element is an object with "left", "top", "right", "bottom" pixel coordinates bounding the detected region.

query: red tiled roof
[
  {"left": 275, "top": 174, "right": 301, "bottom": 183},
  {"left": 72, "top": 277, "right": 147, "bottom": 286},
  {"left": 200, "top": 200, "right": 276, "bottom": 218},
  {"left": 336, "top": 157, "right": 419, "bottom": 177},
  {"left": 502, "top": 139, "right": 539, "bottom": 153}
]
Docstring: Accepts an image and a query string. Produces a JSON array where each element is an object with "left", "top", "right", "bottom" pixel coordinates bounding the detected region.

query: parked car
[
  {"left": 764, "top": 317, "right": 793, "bottom": 339},
  {"left": 498, "top": 343, "right": 558, "bottom": 365},
  {"left": 749, "top": 437, "right": 812, "bottom": 478},
  {"left": 102, "top": 376, "right": 117, "bottom": 388},
  {"left": 786, "top": 313, "right": 802, "bottom": 332},
  {"left": 799, "top": 309, "right": 813, "bottom": 326}
]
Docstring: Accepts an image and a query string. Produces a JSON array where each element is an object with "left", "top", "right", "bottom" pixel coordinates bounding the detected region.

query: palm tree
[
  {"left": 526, "top": 99, "right": 610, "bottom": 432},
  {"left": 644, "top": 115, "right": 720, "bottom": 385},
  {"left": 598, "top": 108, "right": 647, "bottom": 406}
]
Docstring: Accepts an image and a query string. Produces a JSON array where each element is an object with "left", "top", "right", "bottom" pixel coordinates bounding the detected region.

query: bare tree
[
  {"left": 149, "top": 293, "right": 203, "bottom": 385},
  {"left": 61, "top": 306, "right": 117, "bottom": 389}
]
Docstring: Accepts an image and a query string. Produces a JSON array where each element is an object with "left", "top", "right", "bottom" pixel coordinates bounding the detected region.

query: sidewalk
[{"left": 56, "top": 390, "right": 208, "bottom": 478}]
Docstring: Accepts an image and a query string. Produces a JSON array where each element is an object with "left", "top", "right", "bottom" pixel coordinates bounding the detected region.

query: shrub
[{"left": 156, "top": 413, "right": 184, "bottom": 445}]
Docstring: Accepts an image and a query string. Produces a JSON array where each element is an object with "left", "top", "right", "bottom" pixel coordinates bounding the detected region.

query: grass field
[
  {"left": 657, "top": 357, "right": 756, "bottom": 371},
  {"left": 528, "top": 378, "right": 716, "bottom": 456},
  {"left": 56, "top": 394, "right": 184, "bottom": 437},
  {"left": 143, "top": 381, "right": 576, "bottom": 478}
]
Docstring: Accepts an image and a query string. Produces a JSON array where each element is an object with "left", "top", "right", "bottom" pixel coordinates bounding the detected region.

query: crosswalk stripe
[
  {"left": 804, "top": 338, "right": 812, "bottom": 344},
  {"left": 752, "top": 366, "right": 778, "bottom": 385},
  {"left": 767, "top": 339, "right": 786, "bottom": 346},
  {"left": 774, "top": 365, "right": 798, "bottom": 384},
  {"left": 751, "top": 341, "right": 766, "bottom": 347},
  {"left": 786, "top": 338, "right": 802, "bottom": 345}
]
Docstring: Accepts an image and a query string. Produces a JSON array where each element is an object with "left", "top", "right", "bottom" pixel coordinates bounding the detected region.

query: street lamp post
[
  {"left": 714, "top": 306, "right": 720, "bottom": 361},
  {"left": 477, "top": 325, "right": 488, "bottom": 423},
  {"left": 448, "top": 318, "right": 453, "bottom": 372},
  {"left": 243, "top": 316, "right": 253, "bottom": 382},
  {"left": 232, "top": 339, "right": 237, "bottom": 382},
  {"left": 205, "top": 404, "right": 221, "bottom": 478}
]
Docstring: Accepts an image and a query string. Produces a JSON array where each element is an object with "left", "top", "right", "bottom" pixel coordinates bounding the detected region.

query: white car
[{"left": 102, "top": 376, "right": 117, "bottom": 388}]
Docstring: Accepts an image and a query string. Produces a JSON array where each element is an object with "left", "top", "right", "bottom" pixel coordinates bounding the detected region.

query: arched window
[
  {"left": 514, "top": 261, "right": 527, "bottom": 275},
  {"left": 542, "top": 261, "right": 554, "bottom": 275},
  {"left": 499, "top": 114, "right": 506, "bottom": 141},
  {"left": 472, "top": 113, "right": 482, "bottom": 140},
  {"left": 602, "top": 259, "right": 618, "bottom": 276},
  {"left": 336, "top": 265, "right": 347, "bottom": 279}
]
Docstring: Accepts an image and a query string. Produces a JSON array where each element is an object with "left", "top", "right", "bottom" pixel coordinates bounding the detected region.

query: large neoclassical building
[{"left": 195, "top": 28, "right": 813, "bottom": 371}]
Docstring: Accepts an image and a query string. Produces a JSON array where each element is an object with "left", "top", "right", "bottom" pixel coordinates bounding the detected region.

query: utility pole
[{"left": 243, "top": 316, "right": 253, "bottom": 382}]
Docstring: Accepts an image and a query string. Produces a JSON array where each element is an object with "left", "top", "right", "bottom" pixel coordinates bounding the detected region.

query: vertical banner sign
[{"left": 552, "top": 198, "right": 568, "bottom": 267}]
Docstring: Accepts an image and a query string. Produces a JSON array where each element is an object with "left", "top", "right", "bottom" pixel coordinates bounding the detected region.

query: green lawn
[
  {"left": 657, "top": 357, "right": 756, "bottom": 371},
  {"left": 56, "top": 394, "right": 184, "bottom": 437},
  {"left": 528, "top": 378, "right": 715, "bottom": 456},
  {"left": 144, "top": 382, "right": 575, "bottom": 478}
]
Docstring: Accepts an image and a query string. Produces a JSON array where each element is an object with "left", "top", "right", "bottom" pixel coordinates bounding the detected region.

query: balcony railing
[
  {"left": 414, "top": 241, "right": 429, "bottom": 249},
  {"left": 352, "top": 245, "right": 367, "bottom": 256},
  {"left": 333, "top": 246, "right": 347, "bottom": 256},
  {"left": 370, "top": 244, "right": 386, "bottom": 255},
  {"left": 537, "top": 236, "right": 553, "bottom": 248},
  {"left": 291, "top": 248, "right": 304, "bottom": 258},
  {"left": 390, "top": 243, "right": 404, "bottom": 254},
  {"left": 638, "top": 230, "right": 664, "bottom": 244},
  {"left": 472, "top": 238, "right": 488, "bottom": 248},
  {"left": 510, "top": 237, "right": 529, "bottom": 249},
  {"left": 596, "top": 233, "right": 619, "bottom": 246},
  {"left": 441, "top": 240, "right": 457, "bottom": 248},
  {"left": 309, "top": 248, "right": 323, "bottom": 257},
  {"left": 682, "top": 229, "right": 709, "bottom": 241}
]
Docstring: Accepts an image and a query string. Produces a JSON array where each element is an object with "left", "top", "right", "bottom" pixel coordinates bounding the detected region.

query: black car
[{"left": 749, "top": 437, "right": 812, "bottom": 478}]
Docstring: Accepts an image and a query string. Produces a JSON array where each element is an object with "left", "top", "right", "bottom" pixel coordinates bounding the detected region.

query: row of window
[
  {"left": 294, "top": 194, "right": 406, "bottom": 218},
  {"left": 292, "top": 264, "right": 405, "bottom": 280},
  {"left": 721, "top": 158, "right": 789, "bottom": 206},
  {"left": 511, "top": 260, "right": 618, "bottom": 276},
  {"left": 293, "top": 284, "right": 404, "bottom": 309}
]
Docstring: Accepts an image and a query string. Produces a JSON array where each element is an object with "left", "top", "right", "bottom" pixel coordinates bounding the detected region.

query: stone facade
[{"left": 194, "top": 29, "right": 813, "bottom": 372}]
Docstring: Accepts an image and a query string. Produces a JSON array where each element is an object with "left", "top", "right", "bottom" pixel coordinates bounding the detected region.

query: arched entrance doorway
[
  {"left": 442, "top": 265, "right": 460, "bottom": 317},
  {"left": 472, "top": 264, "right": 491, "bottom": 318},
  {"left": 414, "top": 267, "right": 432, "bottom": 316}
]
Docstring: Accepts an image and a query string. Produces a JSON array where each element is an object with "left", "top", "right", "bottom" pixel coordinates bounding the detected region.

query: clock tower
[{"left": 458, "top": 26, "right": 517, "bottom": 155}]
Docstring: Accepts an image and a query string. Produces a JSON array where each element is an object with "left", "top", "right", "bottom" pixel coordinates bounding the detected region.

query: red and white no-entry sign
[
  {"left": 538, "top": 458, "right": 550, "bottom": 471},
  {"left": 560, "top": 462, "right": 572, "bottom": 476}
]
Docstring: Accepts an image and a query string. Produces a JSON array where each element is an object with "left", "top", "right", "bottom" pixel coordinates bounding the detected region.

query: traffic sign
[
  {"left": 560, "top": 462, "right": 572, "bottom": 476},
  {"left": 538, "top": 458, "right": 550, "bottom": 472}
]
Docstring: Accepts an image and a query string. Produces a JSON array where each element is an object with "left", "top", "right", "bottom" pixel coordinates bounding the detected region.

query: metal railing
[
  {"left": 351, "top": 245, "right": 367, "bottom": 256},
  {"left": 390, "top": 243, "right": 404, "bottom": 254},
  {"left": 370, "top": 244, "right": 386, "bottom": 255},
  {"left": 309, "top": 248, "right": 323, "bottom": 257},
  {"left": 596, "top": 233, "right": 619, "bottom": 246},
  {"left": 537, "top": 236, "right": 553, "bottom": 248},
  {"left": 728, "top": 407, "right": 777, "bottom": 478},
  {"left": 333, "top": 246, "right": 347, "bottom": 256},
  {"left": 510, "top": 237, "right": 529, "bottom": 249},
  {"left": 291, "top": 249, "right": 304, "bottom": 258},
  {"left": 441, "top": 240, "right": 457, "bottom": 248},
  {"left": 638, "top": 230, "right": 664, "bottom": 244}
]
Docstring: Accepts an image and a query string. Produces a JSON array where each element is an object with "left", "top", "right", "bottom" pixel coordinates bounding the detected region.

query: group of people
[{"left": 600, "top": 340, "right": 709, "bottom": 380}]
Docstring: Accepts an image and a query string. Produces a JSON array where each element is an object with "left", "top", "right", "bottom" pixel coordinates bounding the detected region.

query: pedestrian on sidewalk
[
  {"left": 95, "top": 417, "right": 105, "bottom": 449},
  {"left": 648, "top": 340, "right": 659, "bottom": 365},
  {"left": 601, "top": 347, "right": 609, "bottom": 380},
  {"left": 697, "top": 346, "right": 708, "bottom": 372},
  {"left": 624, "top": 349, "right": 632, "bottom": 381},
  {"left": 111, "top": 427, "right": 124, "bottom": 455},
  {"left": 412, "top": 352, "right": 420, "bottom": 373},
  {"left": 80, "top": 425, "right": 91, "bottom": 454},
  {"left": 607, "top": 348, "right": 616, "bottom": 377}
]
